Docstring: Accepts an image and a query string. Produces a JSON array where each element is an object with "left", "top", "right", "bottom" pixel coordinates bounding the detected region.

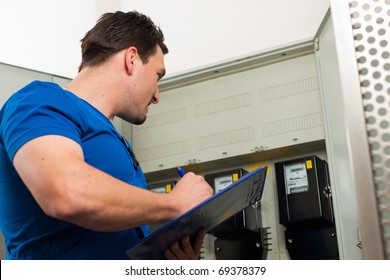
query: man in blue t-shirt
[{"left": 0, "top": 11, "right": 213, "bottom": 260}]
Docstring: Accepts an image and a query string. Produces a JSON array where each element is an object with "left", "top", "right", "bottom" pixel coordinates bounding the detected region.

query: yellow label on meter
[
  {"left": 232, "top": 173, "right": 239, "bottom": 182},
  {"left": 165, "top": 184, "right": 172, "bottom": 193},
  {"left": 306, "top": 160, "right": 313, "bottom": 169}
]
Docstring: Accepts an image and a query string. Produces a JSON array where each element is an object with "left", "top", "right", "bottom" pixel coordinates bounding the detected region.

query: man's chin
[
  {"left": 131, "top": 116, "right": 147, "bottom": 125},
  {"left": 119, "top": 114, "right": 147, "bottom": 125}
]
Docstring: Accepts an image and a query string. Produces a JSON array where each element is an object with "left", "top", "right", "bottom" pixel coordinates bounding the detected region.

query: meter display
[
  {"left": 148, "top": 181, "right": 176, "bottom": 193},
  {"left": 214, "top": 175, "right": 234, "bottom": 193},
  {"left": 284, "top": 162, "right": 309, "bottom": 194},
  {"left": 150, "top": 186, "right": 166, "bottom": 193}
]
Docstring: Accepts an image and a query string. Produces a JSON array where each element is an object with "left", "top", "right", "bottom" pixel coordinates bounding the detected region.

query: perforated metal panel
[{"left": 349, "top": 0, "right": 390, "bottom": 259}]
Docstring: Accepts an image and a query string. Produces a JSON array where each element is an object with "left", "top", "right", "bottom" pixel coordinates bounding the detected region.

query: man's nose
[{"left": 152, "top": 88, "right": 160, "bottom": 104}]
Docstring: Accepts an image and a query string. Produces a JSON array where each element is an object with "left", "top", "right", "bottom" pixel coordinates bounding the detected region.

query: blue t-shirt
[{"left": 0, "top": 81, "right": 149, "bottom": 259}]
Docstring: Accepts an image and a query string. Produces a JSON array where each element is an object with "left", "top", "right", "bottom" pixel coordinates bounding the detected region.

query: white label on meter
[
  {"left": 214, "top": 175, "right": 233, "bottom": 193},
  {"left": 284, "top": 162, "right": 309, "bottom": 194}
]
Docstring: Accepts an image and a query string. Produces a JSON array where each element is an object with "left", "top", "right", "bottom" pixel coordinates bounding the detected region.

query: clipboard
[{"left": 126, "top": 165, "right": 267, "bottom": 259}]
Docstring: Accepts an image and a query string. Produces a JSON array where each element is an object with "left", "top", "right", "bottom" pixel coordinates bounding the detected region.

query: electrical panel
[{"left": 131, "top": 55, "right": 324, "bottom": 174}]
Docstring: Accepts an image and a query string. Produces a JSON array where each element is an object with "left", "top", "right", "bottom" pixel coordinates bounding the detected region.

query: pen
[{"left": 176, "top": 166, "right": 185, "bottom": 177}]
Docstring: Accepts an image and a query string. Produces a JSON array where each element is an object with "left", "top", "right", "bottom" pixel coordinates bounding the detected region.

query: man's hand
[
  {"left": 164, "top": 228, "right": 206, "bottom": 260},
  {"left": 167, "top": 172, "right": 213, "bottom": 219}
]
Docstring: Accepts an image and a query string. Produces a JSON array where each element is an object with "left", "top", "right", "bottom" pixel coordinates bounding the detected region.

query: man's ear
[{"left": 124, "top": 46, "right": 138, "bottom": 75}]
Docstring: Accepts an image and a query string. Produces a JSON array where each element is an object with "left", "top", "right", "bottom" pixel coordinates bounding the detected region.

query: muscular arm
[{"left": 13, "top": 135, "right": 213, "bottom": 232}]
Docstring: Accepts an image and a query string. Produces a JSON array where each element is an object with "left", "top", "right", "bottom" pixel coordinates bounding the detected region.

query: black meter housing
[
  {"left": 275, "top": 155, "right": 333, "bottom": 225},
  {"left": 204, "top": 168, "right": 270, "bottom": 260},
  {"left": 275, "top": 155, "right": 338, "bottom": 259}
]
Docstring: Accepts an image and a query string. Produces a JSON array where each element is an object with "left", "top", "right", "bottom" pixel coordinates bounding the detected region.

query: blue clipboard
[{"left": 126, "top": 166, "right": 267, "bottom": 259}]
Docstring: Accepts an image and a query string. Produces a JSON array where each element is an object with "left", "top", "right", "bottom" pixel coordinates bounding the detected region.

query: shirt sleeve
[{"left": 1, "top": 84, "right": 83, "bottom": 161}]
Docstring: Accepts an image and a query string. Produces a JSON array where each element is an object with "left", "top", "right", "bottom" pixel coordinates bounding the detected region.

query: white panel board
[{"left": 133, "top": 54, "right": 324, "bottom": 173}]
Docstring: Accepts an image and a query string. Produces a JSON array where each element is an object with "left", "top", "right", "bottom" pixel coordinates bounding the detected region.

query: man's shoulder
[
  {"left": 6, "top": 80, "right": 80, "bottom": 113},
  {"left": 16, "top": 80, "right": 64, "bottom": 98}
]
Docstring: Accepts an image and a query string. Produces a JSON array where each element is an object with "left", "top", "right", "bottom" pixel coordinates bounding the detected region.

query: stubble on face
[{"left": 120, "top": 47, "right": 165, "bottom": 126}]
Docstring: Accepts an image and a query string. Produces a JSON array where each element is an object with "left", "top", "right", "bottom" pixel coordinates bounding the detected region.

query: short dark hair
[{"left": 78, "top": 11, "right": 168, "bottom": 71}]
